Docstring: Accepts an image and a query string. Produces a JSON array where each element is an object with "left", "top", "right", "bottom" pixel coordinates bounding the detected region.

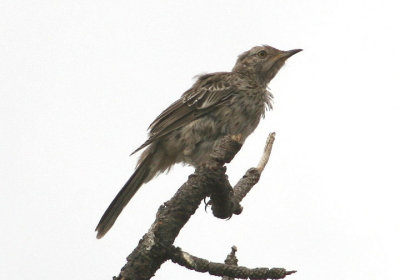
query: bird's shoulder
[{"left": 181, "top": 71, "right": 258, "bottom": 107}]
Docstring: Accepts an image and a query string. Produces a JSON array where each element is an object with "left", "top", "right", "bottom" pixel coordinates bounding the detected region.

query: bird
[{"left": 95, "top": 45, "right": 301, "bottom": 238}]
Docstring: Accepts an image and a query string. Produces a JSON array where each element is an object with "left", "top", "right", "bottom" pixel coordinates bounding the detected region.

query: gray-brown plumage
[{"left": 95, "top": 45, "right": 301, "bottom": 238}]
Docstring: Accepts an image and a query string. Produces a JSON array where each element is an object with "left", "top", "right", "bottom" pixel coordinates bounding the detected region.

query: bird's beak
[
  {"left": 271, "top": 49, "right": 302, "bottom": 64},
  {"left": 283, "top": 49, "right": 303, "bottom": 58},
  {"left": 261, "top": 48, "right": 302, "bottom": 75}
]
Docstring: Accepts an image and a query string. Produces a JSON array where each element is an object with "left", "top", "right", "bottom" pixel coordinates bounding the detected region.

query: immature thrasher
[{"left": 96, "top": 45, "right": 301, "bottom": 238}]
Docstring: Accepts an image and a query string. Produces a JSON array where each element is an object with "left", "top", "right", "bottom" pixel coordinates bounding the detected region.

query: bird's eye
[{"left": 258, "top": 50, "right": 267, "bottom": 58}]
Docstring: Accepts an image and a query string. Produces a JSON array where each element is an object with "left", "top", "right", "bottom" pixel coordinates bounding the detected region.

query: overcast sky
[{"left": 1, "top": 1, "right": 400, "bottom": 279}]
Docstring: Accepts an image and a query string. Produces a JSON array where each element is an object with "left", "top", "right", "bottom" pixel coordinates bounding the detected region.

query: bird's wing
[{"left": 131, "top": 72, "right": 244, "bottom": 155}]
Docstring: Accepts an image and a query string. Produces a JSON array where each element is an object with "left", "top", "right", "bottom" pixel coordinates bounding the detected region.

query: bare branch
[
  {"left": 257, "top": 132, "right": 276, "bottom": 172},
  {"left": 233, "top": 132, "right": 276, "bottom": 204},
  {"left": 169, "top": 246, "right": 296, "bottom": 280},
  {"left": 112, "top": 133, "right": 294, "bottom": 280}
]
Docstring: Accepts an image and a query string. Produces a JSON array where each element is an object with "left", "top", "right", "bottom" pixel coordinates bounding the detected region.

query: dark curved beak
[
  {"left": 284, "top": 49, "right": 303, "bottom": 58},
  {"left": 264, "top": 48, "right": 302, "bottom": 72}
]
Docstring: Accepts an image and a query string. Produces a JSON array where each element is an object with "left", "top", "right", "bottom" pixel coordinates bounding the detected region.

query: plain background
[{"left": 1, "top": 1, "right": 399, "bottom": 279}]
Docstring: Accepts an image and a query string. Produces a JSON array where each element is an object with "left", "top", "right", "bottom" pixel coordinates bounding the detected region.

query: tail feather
[{"left": 95, "top": 153, "right": 153, "bottom": 239}]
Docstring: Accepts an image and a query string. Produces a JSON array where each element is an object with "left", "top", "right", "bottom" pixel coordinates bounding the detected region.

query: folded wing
[{"left": 131, "top": 72, "right": 241, "bottom": 155}]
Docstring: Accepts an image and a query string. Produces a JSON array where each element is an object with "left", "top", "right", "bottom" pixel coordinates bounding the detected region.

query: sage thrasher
[{"left": 96, "top": 45, "right": 302, "bottom": 238}]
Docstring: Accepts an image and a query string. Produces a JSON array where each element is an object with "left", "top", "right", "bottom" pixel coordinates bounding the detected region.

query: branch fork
[{"left": 113, "top": 133, "right": 295, "bottom": 280}]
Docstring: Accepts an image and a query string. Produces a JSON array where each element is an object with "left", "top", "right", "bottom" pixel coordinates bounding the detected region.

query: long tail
[{"left": 95, "top": 149, "right": 155, "bottom": 239}]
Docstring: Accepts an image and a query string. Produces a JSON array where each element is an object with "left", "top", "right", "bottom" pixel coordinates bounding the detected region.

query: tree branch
[
  {"left": 112, "top": 133, "right": 294, "bottom": 280},
  {"left": 232, "top": 132, "right": 275, "bottom": 206},
  {"left": 169, "top": 246, "right": 296, "bottom": 280}
]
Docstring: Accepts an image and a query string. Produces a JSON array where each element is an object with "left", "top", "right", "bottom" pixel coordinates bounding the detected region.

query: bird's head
[{"left": 232, "top": 45, "right": 302, "bottom": 87}]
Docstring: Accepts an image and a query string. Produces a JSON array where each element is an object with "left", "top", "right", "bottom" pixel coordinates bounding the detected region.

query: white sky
[{"left": 1, "top": 1, "right": 400, "bottom": 279}]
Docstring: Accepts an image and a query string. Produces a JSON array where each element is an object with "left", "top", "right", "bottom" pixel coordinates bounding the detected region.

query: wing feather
[{"left": 131, "top": 72, "right": 245, "bottom": 154}]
